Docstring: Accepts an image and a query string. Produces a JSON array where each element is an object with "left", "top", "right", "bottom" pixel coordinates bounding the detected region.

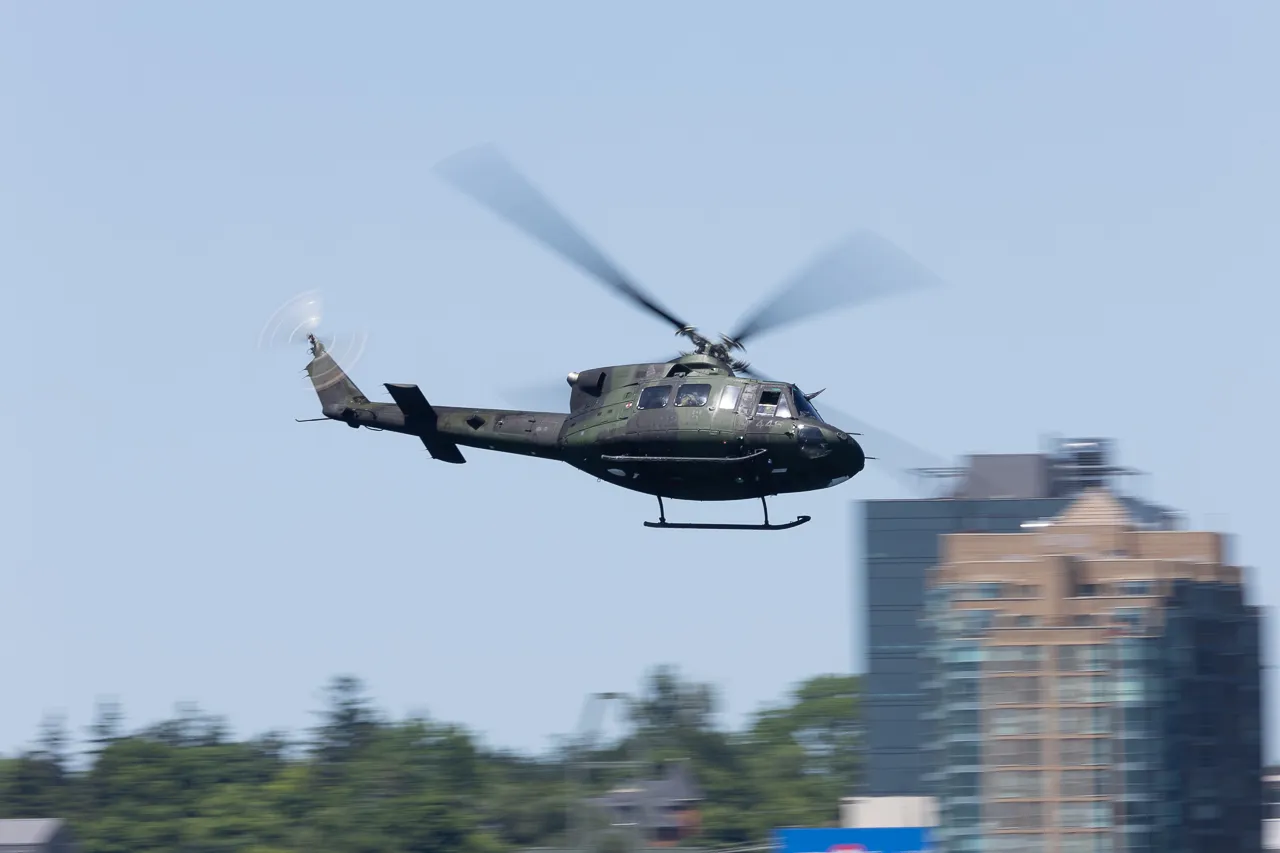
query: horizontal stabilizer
[
  {"left": 384, "top": 383, "right": 435, "bottom": 420},
  {"left": 384, "top": 383, "right": 467, "bottom": 464}
]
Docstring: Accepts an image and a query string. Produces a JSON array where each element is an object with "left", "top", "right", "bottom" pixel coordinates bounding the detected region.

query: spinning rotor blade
[
  {"left": 815, "top": 402, "right": 949, "bottom": 478},
  {"left": 435, "top": 144, "right": 691, "bottom": 333},
  {"left": 727, "top": 230, "right": 944, "bottom": 349},
  {"left": 501, "top": 379, "right": 572, "bottom": 413},
  {"left": 815, "top": 401, "right": 1002, "bottom": 499},
  {"left": 740, "top": 366, "right": 955, "bottom": 494},
  {"left": 257, "top": 289, "right": 371, "bottom": 371}
]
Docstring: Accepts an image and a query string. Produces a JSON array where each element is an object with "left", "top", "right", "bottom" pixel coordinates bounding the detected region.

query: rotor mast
[{"left": 675, "top": 326, "right": 751, "bottom": 373}]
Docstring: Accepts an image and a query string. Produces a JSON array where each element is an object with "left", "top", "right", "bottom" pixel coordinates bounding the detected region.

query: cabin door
[{"left": 717, "top": 382, "right": 753, "bottom": 451}]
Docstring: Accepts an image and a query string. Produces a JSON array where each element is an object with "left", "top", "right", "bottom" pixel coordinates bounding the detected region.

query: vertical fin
[{"left": 305, "top": 334, "right": 367, "bottom": 408}]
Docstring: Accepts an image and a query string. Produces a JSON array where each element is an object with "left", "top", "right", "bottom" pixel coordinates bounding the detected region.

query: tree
[
  {"left": 750, "top": 674, "right": 861, "bottom": 787},
  {"left": 313, "top": 675, "right": 380, "bottom": 764},
  {"left": 86, "top": 699, "right": 125, "bottom": 757},
  {"left": 0, "top": 668, "right": 863, "bottom": 852}
]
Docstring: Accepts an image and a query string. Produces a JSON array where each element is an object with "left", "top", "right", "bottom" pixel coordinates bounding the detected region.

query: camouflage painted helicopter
[{"left": 298, "top": 146, "right": 943, "bottom": 530}]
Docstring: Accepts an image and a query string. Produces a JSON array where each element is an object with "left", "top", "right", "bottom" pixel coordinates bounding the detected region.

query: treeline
[{"left": 0, "top": 666, "right": 859, "bottom": 852}]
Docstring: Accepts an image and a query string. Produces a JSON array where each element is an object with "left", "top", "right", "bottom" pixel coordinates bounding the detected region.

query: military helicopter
[{"left": 296, "top": 145, "right": 944, "bottom": 530}]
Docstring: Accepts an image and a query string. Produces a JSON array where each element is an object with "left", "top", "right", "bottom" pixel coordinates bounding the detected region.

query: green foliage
[{"left": 0, "top": 669, "right": 861, "bottom": 852}]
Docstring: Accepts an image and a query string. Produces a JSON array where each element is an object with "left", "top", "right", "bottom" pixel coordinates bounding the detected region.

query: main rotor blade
[
  {"left": 435, "top": 144, "right": 691, "bottom": 332},
  {"left": 501, "top": 379, "right": 571, "bottom": 413},
  {"left": 816, "top": 402, "right": 1006, "bottom": 499},
  {"left": 740, "top": 366, "right": 959, "bottom": 495},
  {"left": 727, "top": 230, "right": 944, "bottom": 348},
  {"left": 816, "top": 402, "right": 950, "bottom": 484}
]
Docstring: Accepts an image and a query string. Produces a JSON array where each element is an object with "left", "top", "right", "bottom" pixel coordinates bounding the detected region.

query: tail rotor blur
[{"left": 257, "top": 289, "right": 370, "bottom": 375}]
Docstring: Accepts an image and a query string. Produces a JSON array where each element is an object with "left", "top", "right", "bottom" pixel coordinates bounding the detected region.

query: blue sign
[{"left": 773, "top": 827, "right": 930, "bottom": 853}]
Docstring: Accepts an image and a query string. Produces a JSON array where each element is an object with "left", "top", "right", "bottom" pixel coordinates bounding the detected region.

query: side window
[
  {"left": 674, "top": 383, "right": 711, "bottom": 407},
  {"left": 637, "top": 385, "right": 672, "bottom": 409},
  {"left": 717, "top": 384, "right": 742, "bottom": 411},
  {"left": 757, "top": 387, "right": 792, "bottom": 417}
]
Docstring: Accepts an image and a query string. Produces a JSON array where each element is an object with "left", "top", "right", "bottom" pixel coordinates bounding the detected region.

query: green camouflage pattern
[{"left": 305, "top": 339, "right": 864, "bottom": 502}]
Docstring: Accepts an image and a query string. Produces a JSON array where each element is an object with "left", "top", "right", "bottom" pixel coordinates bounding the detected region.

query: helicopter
[{"left": 296, "top": 145, "right": 944, "bottom": 531}]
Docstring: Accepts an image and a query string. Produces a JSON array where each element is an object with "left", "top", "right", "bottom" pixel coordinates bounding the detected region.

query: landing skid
[{"left": 643, "top": 496, "right": 811, "bottom": 531}]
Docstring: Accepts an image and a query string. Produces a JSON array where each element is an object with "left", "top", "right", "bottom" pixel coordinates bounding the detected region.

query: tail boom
[
  {"left": 328, "top": 392, "right": 567, "bottom": 462},
  {"left": 304, "top": 336, "right": 566, "bottom": 462}
]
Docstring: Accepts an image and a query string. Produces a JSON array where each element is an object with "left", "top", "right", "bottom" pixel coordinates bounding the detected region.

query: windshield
[{"left": 791, "top": 386, "right": 824, "bottom": 422}]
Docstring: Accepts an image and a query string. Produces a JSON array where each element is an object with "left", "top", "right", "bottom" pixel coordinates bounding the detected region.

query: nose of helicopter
[{"left": 833, "top": 428, "right": 866, "bottom": 479}]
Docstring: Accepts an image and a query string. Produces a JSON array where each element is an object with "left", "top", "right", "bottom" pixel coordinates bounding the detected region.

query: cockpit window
[
  {"left": 637, "top": 385, "right": 671, "bottom": 409},
  {"left": 792, "top": 387, "right": 824, "bottom": 422},
  {"left": 756, "top": 387, "right": 792, "bottom": 418},
  {"left": 674, "top": 383, "right": 711, "bottom": 407}
]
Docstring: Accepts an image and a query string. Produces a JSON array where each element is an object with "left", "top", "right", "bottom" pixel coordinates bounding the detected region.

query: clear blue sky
[{"left": 3, "top": 1, "right": 1277, "bottom": 758}]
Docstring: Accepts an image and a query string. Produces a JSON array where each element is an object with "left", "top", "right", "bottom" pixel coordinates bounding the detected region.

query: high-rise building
[
  {"left": 923, "top": 487, "right": 1263, "bottom": 852},
  {"left": 860, "top": 438, "right": 1180, "bottom": 799}
]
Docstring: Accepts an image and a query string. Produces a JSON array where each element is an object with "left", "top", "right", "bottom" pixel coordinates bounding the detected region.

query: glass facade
[
  {"left": 861, "top": 497, "right": 1074, "bottom": 797},
  {"left": 911, "top": 518, "right": 1261, "bottom": 851},
  {"left": 861, "top": 489, "right": 1182, "bottom": 799},
  {"left": 919, "top": 584, "right": 1262, "bottom": 850},
  {"left": 856, "top": 442, "right": 1263, "bottom": 851},
  {"left": 1145, "top": 580, "right": 1264, "bottom": 852}
]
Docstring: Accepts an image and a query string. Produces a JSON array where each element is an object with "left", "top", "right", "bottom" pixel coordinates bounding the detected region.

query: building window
[
  {"left": 1059, "top": 707, "right": 1110, "bottom": 735},
  {"left": 987, "top": 646, "right": 1044, "bottom": 673},
  {"left": 987, "top": 708, "right": 1044, "bottom": 736},
  {"left": 987, "top": 769, "right": 1045, "bottom": 798},
  {"left": 1056, "top": 801, "right": 1112, "bottom": 828},
  {"left": 1113, "top": 676, "right": 1146, "bottom": 704},
  {"left": 1055, "top": 675, "right": 1108, "bottom": 704},
  {"left": 987, "top": 739, "right": 1043, "bottom": 766},
  {"left": 1058, "top": 834, "right": 1113, "bottom": 852},
  {"left": 947, "top": 771, "right": 981, "bottom": 798},
  {"left": 948, "top": 740, "right": 981, "bottom": 767},
  {"left": 984, "top": 801, "right": 1045, "bottom": 830},
  {"left": 987, "top": 836, "right": 1049, "bottom": 853},
  {"left": 1112, "top": 608, "right": 1145, "bottom": 628},
  {"left": 945, "top": 644, "right": 985, "bottom": 665},
  {"left": 949, "top": 678, "right": 981, "bottom": 704},
  {"left": 958, "top": 610, "right": 997, "bottom": 635},
  {"left": 985, "top": 676, "right": 1042, "bottom": 705},
  {"left": 1057, "top": 644, "right": 1109, "bottom": 672},
  {"left": 1060, "top": 738, "right": 1110, "bottom": 766},
  {"left": 1060, "top": 768, "right": 1110, "bottom": 797},
  {"left": 946, "top": 708, "right": 981, "bottom": 735}
]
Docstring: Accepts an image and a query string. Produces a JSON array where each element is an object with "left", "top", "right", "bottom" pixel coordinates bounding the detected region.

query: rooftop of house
[{"left": 587, "top": 761, "right": 704, "bottom": 830}]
